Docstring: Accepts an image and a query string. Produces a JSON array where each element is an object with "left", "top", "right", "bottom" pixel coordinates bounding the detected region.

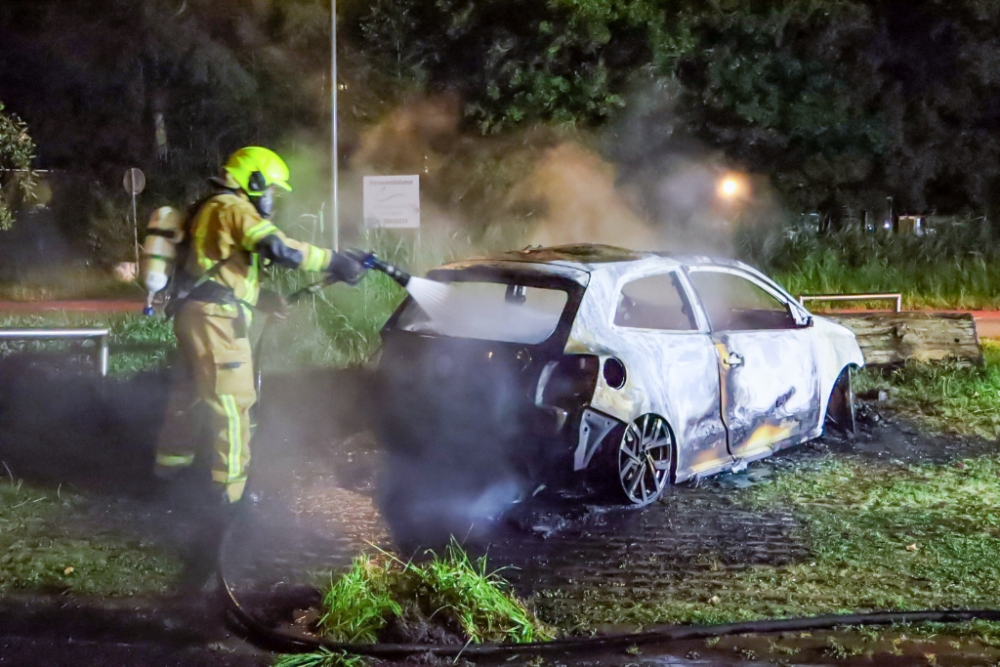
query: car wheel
[
  {"left": 616, "top": 414, "right": 674, "bottom": 506},
  {"left": 825, "top": 367, "right": 856, "bottom": 437}
]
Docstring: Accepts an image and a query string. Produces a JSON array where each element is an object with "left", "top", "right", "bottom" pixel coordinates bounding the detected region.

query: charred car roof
[{"left": 438, "top": 243, "right": 755, "bottom": 278}]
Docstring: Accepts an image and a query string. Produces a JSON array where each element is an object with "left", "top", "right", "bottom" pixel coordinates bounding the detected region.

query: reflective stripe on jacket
[{"left": 184, "top": 193, "right": 333, "bottom": 318}]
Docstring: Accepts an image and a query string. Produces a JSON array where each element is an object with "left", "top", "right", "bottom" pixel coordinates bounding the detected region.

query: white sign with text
[{"left": 363, "top": 175, "right": 420, "bottom": 229}]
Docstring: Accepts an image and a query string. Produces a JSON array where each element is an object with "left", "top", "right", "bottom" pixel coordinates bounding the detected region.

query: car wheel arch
[{"left": 824, "top": 363, "right": 859, "bottom": 436}]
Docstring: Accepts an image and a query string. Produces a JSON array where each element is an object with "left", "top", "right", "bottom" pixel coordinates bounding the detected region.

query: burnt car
[{"left": 376, "top": 244, "right": 863, "bottom": 507}]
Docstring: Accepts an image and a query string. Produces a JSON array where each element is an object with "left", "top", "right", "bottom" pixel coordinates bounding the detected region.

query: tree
[
  {"left": 675, "top": 1, "right": 887, "bottom": 218},
  {"left": 345, "top": 0, "right": 695, "bottom": 132},
  {"left": 0, "top": 101, "right": 36, "bottom": 230}
]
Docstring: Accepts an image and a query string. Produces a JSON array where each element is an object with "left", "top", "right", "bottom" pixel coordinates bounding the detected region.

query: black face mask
[{"left": 252, "top": 188, "right": 275, "bottom": 219}]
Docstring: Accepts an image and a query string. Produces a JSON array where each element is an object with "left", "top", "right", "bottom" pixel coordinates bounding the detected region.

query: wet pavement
[{"left": 1, "top": 358, "right": 999, "bottom": 666}]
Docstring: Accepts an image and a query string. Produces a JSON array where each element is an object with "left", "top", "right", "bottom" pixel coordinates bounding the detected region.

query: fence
[
  {"left": 0, "top": 328, "right": 111, "bottom": 376},
  {"left": 798, "top": 293, "right": 903, "bottom": 313}
]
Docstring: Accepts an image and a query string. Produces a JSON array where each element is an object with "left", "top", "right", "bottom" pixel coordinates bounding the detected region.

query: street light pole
[{"left": 331, "top": 0, "right": 340, "bottom": 251}]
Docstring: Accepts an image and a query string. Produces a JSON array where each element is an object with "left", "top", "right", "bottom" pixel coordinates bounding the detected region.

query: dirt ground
[{"left": 1, "top": 355, "right": 999, "bottom": 667}]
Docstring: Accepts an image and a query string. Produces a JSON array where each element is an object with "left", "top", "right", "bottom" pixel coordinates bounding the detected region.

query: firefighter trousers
[{"left": 156, "top": 304, "right": 255, "bottom": 503}]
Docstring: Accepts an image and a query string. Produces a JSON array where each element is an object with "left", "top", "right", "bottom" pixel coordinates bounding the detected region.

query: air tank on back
[{"left": 140, "top": 207, "right": 184, "bottom": 315}]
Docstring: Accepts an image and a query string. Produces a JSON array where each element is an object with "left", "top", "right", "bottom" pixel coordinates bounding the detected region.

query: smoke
[
  {"left": 252, "top": 85, "right": 789, "bottom": 550},
  {"left": 401, "top": 278, "right": 567, "bottom": 346},
  {"left": 334, "top": 90, "right": 779, "bottom": 262},
  {"left": 515, "top": 138, "right": 773, "bottom": 257},
  {"left": 275, "top": 92, "right": 774, "bottom": 548},
  {"left": 515, "top": 143, "right": 659, "bottom": 249}
]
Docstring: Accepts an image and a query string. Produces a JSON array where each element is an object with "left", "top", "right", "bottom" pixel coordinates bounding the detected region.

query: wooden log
[{"left": 826, "top": 312, "right": 983, "bottom": 367}]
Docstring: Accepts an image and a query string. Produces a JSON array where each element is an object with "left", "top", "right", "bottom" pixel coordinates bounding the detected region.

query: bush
[{"left": 0, "top": 101, "right": 37, "bottom": 230}]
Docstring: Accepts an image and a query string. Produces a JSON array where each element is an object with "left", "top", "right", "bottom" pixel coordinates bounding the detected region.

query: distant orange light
[{"left": 717, "top": 173, "right": 749, "bottom": 201}]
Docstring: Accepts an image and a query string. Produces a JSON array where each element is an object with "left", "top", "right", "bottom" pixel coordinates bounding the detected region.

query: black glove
[{"left": 326, "top": 251, "right": 367, "bottom": 286}]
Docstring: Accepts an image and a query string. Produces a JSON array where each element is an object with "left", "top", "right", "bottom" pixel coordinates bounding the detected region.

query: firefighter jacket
[{"left": 182, "top": 192, "right": 332, "bottom": 319}]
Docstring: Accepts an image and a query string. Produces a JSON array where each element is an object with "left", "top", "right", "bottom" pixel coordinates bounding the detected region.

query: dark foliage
[
  {"left": 2, "top": 0, "right": 1000, "bottom": 261},
  {"left": 344, "top": 0, "right": 694, "bottom": 132},
  {"left": 0, "top": 101, "right": 36, "bottom": 230}
]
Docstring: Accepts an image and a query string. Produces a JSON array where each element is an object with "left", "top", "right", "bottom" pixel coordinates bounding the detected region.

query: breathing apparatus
[
  {"left": 138, "top": 147, "right": 295, "bottom": 316},
  {"left": 139, "top": 206, "right": 184, "bottom": 316}
]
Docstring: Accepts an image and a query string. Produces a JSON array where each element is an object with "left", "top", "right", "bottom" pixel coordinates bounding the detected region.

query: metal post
[
  {"left": 132, "top": 193, "right": 140, "bottom": 273},
  {"left": 331, "top": 0, "right": 339, "bottom": 252},
  {"left": 99, "top": 334, "right": 110, "bottom": 378}
]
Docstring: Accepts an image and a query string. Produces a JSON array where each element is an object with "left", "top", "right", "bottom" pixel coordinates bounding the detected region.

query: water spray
[{"left": 343, "top": 250, "right": 453, "bottom": 320}]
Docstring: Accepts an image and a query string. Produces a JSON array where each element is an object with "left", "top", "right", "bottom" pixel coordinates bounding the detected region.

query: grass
[
  {"left": 0, "top": 477, "right": 180, "bottom": 596},
  {"left": 534, "top": 347, "right": 1000, "bottom": 641},
  {"left": 276, "top": 542, "right": 553, "bottom": 667},
  {"left": 258, "top": 271, "right": 405, "bottom": 372},
  {"left": 319, "top": 542, "right": 551, "bottom": 644},
  {"left": 536, "top": 453, "right": 1000, "bottom": 633},
  {"left": 0, "top": 313, "right": 175, "bottom": 376},
  {"left": 274, "top": 650, "right": 366, "bottom": 667},
  {"left": 743, "top": 220, "right": 1000, "bottom": 310},
  {"left": 854, "top": 339, "right": 1000, "bottom": 439}
]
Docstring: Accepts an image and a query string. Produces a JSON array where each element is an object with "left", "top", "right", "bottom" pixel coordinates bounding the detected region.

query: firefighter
[{"left": 155, "top": 146, "right": 366, "bottom": 505}]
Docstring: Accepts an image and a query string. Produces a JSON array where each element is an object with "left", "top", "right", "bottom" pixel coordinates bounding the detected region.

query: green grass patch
[
  {"left": 0, "top": 478, "right": 180, "bottom": 596},
  {"left": 532, "top": 346, "right": 1000, "bottom": 632},
  {"left": 538, "top": 452, "right": 1000, "bottom": 631},
  {"left": 320, "top": 543, "right": 551, "bottom": 643},
  {"left": 277, "top": 542, "right": 553, "bottom": 667},
  {"left": 274, "top": 649, "right": 366, "bottom": 667},
  {"left": 258, "top": 271, "right": 405, "bottom": 372},
  {"left": 854, "top": 340, "right": 1000, "bottom": 439}
]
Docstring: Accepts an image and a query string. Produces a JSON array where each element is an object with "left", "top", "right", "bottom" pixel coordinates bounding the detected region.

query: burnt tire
[
  {"left": 825, "top": 367, "right": 856, "bottom": 437},
  {"left": 597, "top": 414, "right": 675, "bottom": 507}
]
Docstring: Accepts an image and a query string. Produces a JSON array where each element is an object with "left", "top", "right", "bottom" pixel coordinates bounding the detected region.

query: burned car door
[
  {"left": 686, "top": 268, "right": 820, "bottom": 461},
  {"left": 607, "top": 271, "right": 730, "bottom": 480}
]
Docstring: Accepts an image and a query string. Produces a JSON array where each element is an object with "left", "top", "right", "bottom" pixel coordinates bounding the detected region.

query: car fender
[{"left": 809, "top": 314, "right": 865, "bottom": 432}]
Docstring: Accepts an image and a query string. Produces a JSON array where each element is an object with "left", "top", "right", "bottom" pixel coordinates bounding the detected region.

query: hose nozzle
[{"left": 347, "top": 249, "right": 412, "bottom": 288}]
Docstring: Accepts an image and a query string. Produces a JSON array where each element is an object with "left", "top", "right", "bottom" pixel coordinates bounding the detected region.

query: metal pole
[
  {"left": 132, "top": 193, "right": 140, "bottom": 274},
  {"left": 99, "top": 334, "right": 110, "bottom": 377},
  {"left": 331, "top": 0, "right": 339, "bottom": 252}
]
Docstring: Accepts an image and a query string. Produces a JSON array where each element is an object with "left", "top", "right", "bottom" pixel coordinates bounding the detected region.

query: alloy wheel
[{"left": 618, "top": 414, "right": 673, "bottom": 506}]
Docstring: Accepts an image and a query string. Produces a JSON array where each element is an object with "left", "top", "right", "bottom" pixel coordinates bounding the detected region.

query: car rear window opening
[{"left": 396, "top": 281, "right": 570, "bottom": 345}]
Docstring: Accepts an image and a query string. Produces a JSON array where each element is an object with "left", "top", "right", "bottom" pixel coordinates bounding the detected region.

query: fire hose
[
  {"left": 224, "top": 253, "right": 1000, "bottom": 658},
  {"left": 218, "top": 508, "right": 1000, "bottom": 659}
]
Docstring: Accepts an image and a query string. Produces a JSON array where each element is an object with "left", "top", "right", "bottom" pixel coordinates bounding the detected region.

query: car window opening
[
  {"left": 615, "top": 273, "right": 697, "bottom": 331},
  {"left": 397, "top": 281, "right": 570, "bottom": 345},
  {"left": 689, "top": 271, "right": 797, "bottom": 332}
]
